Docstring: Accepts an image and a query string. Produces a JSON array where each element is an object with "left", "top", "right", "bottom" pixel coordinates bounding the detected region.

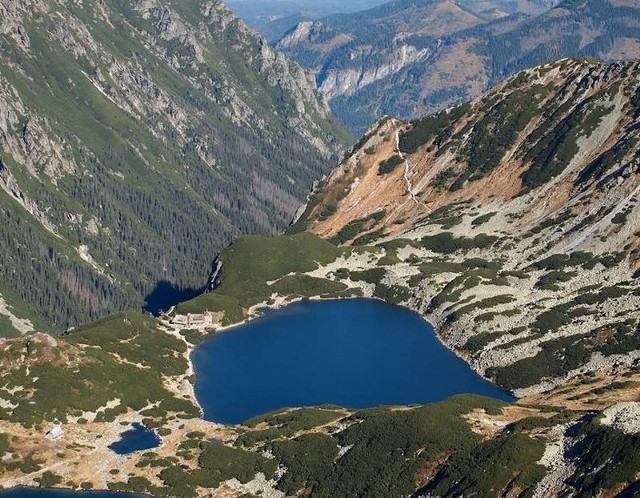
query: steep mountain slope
[
  {"left": 278, "top": 0, "right": 640, "bottom": 133},
  {"left": 0, "top": 0, "right": 349, "bottom": 334},
  {"left": 293, "top": 58, "right": 640, "bottom": 393}
]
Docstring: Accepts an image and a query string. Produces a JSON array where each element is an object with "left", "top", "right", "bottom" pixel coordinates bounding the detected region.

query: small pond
[{"left": 108, "top": 423, "right": 159, "bottom": 455}]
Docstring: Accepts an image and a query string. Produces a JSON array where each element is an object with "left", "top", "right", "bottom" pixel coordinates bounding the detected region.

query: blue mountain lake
[
  {"left": 108, "top": 423, "right": 159, "bottom": 455},
  {"left": 192, "top": 298, "right": 514, "bottom": 424}
]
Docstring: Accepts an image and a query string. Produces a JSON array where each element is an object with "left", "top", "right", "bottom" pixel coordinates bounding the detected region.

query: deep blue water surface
[
  {"left": 192, "top": 299, "right": 514, "bottom": 424},
  {"left": 107, "top": 423, "right": 159, "bottom": 455}
]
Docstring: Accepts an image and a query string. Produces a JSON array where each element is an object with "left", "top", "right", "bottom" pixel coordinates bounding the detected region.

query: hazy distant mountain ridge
[
  {"left": 225, "top": 0, "right": 389, "bottom": 42},
  {"left": 278, "top": 0, "right": 640, "bottom": 133},
  {"left": 0, "top": 0, "right": 348, "bottom": 333}
]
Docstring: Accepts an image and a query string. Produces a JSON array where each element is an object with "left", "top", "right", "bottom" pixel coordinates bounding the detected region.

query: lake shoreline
[
  {"left": 178, "top": 294, "right": 517, "bottom": 411},
  {"left": 0, "top": 296, "right": 515, "bottom": 496},
  {"left": 0, "top": 486, "right": 152, "bottom": 498},
  {"left": 188, "top": 297, "right": 514, "bottom": 424}
]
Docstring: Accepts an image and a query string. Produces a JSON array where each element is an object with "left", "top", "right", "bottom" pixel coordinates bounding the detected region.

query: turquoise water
[
  {"left": 192, "top": 298, "right": 514, "bottom": 424},
  {"left": 107, "top": 423, "right": 159, "bottom": 455}
]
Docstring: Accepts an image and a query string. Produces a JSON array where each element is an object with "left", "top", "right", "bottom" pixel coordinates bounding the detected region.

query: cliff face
[
  {"left": 294, "top": 59, "right": 640, "bottom": 394},
  {"left": 277, "top": 0, "right": 640, "bottom": 133},
  {"left": 0, "top": 0, "right": 350, "bottom": 332}
]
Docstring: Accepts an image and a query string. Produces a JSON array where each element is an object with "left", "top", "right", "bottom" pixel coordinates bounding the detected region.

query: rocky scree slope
[
  {"left": 0, "top": 0, "right": 349, "bottom": 333},
  {"left": 278, "top": 0, "right": 640, "bottom": 133},
  {"left": 290, "top": 58, "right": 640, "bottom": 396}
]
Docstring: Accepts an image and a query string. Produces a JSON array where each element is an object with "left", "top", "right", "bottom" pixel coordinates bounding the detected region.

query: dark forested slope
[{"left": 0, "top": 0, "right": 349, "bottom": 334}]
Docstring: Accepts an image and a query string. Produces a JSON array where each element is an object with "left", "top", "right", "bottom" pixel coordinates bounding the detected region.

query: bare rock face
[
  {"left": 600, "top": 402, "right": 640, "bottom": 434},
  {"left": 277, "top": 21, "right": 323, "bottom": 49},
  {"left": 318, "top": 44, "right": 431, "bottom": 99}
]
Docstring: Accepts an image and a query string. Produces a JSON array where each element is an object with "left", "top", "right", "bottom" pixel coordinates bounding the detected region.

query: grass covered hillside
[
  {"left": 0, "top": 0, "right": 349, "bottom": 334},
  {"left": 176, "top": 232, "right": 361, "bottom": 324},
  {"left": 0, "top": 313, "right": 199, "bottom": 427}
]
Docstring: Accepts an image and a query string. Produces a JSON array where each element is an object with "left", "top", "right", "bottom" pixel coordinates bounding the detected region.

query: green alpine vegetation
[
  {"left": 0, "top": 313, "right": 199, "bottom": 426},
  {"left": 176, "top": 232, "right": 355, "bottom": 324},
  {"left": 110, "top": 442, "right": 278, "bottom": 497},
  {"left": 236, "top": 395, "right": 517, "bottom": 498}
]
